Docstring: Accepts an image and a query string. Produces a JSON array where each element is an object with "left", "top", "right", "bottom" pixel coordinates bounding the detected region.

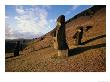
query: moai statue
[
  {"left": 14, "top": 41, "right": 21, "bottom": 56},
  {"left": 52, "top": 15, "right": 69, "bottom": 57},
  {"left": 73, "top": 26, "right": 83, "bottom": 45}
]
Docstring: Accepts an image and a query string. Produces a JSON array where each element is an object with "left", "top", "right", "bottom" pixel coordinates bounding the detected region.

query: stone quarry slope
[{"left": 5, "top": 5, "right": 106, "bottom": 72}]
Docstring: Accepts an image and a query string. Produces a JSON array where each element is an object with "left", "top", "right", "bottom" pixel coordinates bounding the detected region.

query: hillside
[{"left": 5, "top": 5, "right": 106, "bottom": 72}]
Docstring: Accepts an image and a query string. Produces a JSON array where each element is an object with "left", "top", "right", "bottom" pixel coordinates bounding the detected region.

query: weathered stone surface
[
  {"left": 52, "top": 15, "right": 69, "bottom": 57},
  {"left": 73, "top": 26, "right": 84, "bottom": 45},
  {"left": 58, "top": 50, "right": 68, "bottom": 57},
  {"left": 53, "top": 37, "right": 58, "bottom": 49}
]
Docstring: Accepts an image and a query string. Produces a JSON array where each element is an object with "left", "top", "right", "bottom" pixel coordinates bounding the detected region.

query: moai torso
[
  {"left": 14, "top": 41, "right": 20, "bottom": 56},
  {"left": 54, "top": 15, "right": 68, "bottom": 50}
]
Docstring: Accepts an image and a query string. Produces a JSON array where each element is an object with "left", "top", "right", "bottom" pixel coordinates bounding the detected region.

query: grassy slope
[{"left": 5, "top": 6, "right": 106, "bottom": 72}]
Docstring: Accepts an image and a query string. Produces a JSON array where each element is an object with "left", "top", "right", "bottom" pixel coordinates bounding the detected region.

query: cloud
[
  {"left": 16, "top": 6, "right": 25, "bottom": 14},
  {"left": 65, "top": 5, "right": 79, "bottom": 15},
  {"left": 5, "top": 16, "right": 9, "bottom": 19},
  {"left": 40, "top": 5, "right": 51, "bottom": 10},
  {"left": 5, "top": 23, "right": 15, "bottom": 39},
  {"left": 6, "top": 5, "right": 52, "bottom": 39},
  {"left": 49, "top": 19, "right": 57, "bottom": 29},
  {"left": 72, "top": 5, "right": 79, "bottom": 10},
  {"left": 15, "top": 6, "right": 50, "bottom": 34},
  {"left": 5, "top": 23, "right": 42, "bottom": 39},
  {"left": 49, "top": 19, "right": 56, "bottom": 23}
]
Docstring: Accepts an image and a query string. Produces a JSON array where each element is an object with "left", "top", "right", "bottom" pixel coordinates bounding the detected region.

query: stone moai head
[
  {"left": 57, "top": 15, "right": 65, "bottom": 26},
  {"left": 16, "top": 41, "right": 20, "bottom": 45},
  {"left": 77, "top": 26, "right": 83, "bottom": 32}
]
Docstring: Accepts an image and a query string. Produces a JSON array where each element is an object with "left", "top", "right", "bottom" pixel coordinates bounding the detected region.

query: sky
[{"left": 5, "top": 5, "right": 93, "bottom": 39}]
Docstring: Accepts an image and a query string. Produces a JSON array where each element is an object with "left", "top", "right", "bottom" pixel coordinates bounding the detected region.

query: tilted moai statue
[
  {"left": 52, "top": 15, "right": 69, "bottom": 57},
  {"left": 73, "top": 26, "right": 83, "bottom": 45}
]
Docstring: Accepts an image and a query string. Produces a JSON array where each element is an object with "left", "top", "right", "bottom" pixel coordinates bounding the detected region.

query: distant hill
[{"left": 5, "top": 39, "right": 33, "bottom": 53}]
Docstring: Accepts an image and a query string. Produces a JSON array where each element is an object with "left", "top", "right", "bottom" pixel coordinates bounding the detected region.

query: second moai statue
[
  {"left": 73, "top": 26, "right": 83, "bottom": 45},
  {"left": 52, "top": 15, "right": 69, "bottom": 57},
  {"left": 14, "top": 41, "right": 21, "bottom": 57}
]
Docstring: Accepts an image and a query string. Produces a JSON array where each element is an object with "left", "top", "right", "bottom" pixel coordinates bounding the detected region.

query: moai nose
[{"left": 57, "top": 21, "right": 61, "bottom": 27}]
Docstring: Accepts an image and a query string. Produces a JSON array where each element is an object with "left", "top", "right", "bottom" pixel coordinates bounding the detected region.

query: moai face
[
  {"left": 57, "top": 21, "right": 61, "bottom": 27},
  {"left": 78, "top": 29, "right": 81, "bottom": 32},
  {"left": 77, "top": 26, "right": 83, "bottom": 31},
  {"left": 57, "top": 15, "right": 65, "bottom": 25}
]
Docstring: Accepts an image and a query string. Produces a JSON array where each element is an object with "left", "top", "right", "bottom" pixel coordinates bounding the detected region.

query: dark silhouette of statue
[{"left": 14, "top": 41, "right": 21, "bottom": 56}]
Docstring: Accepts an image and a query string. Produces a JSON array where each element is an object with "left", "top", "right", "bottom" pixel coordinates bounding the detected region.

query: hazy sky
[{"left": 5, "top": 5, "right": 92, "bottom": 39}]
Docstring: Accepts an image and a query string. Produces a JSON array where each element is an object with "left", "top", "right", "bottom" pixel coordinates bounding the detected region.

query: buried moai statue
[
  {"left": 14, "top": 41, "right": 21, "bottom": 57},
  {"left": 51, "top": 15, "right": 69, "bottom": 57},
  {"left": 73, "top": 26, "right": 84, "bottom": 45},
  {"left": 72, "top": 25, "right": 92, "bottom": 46}
]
